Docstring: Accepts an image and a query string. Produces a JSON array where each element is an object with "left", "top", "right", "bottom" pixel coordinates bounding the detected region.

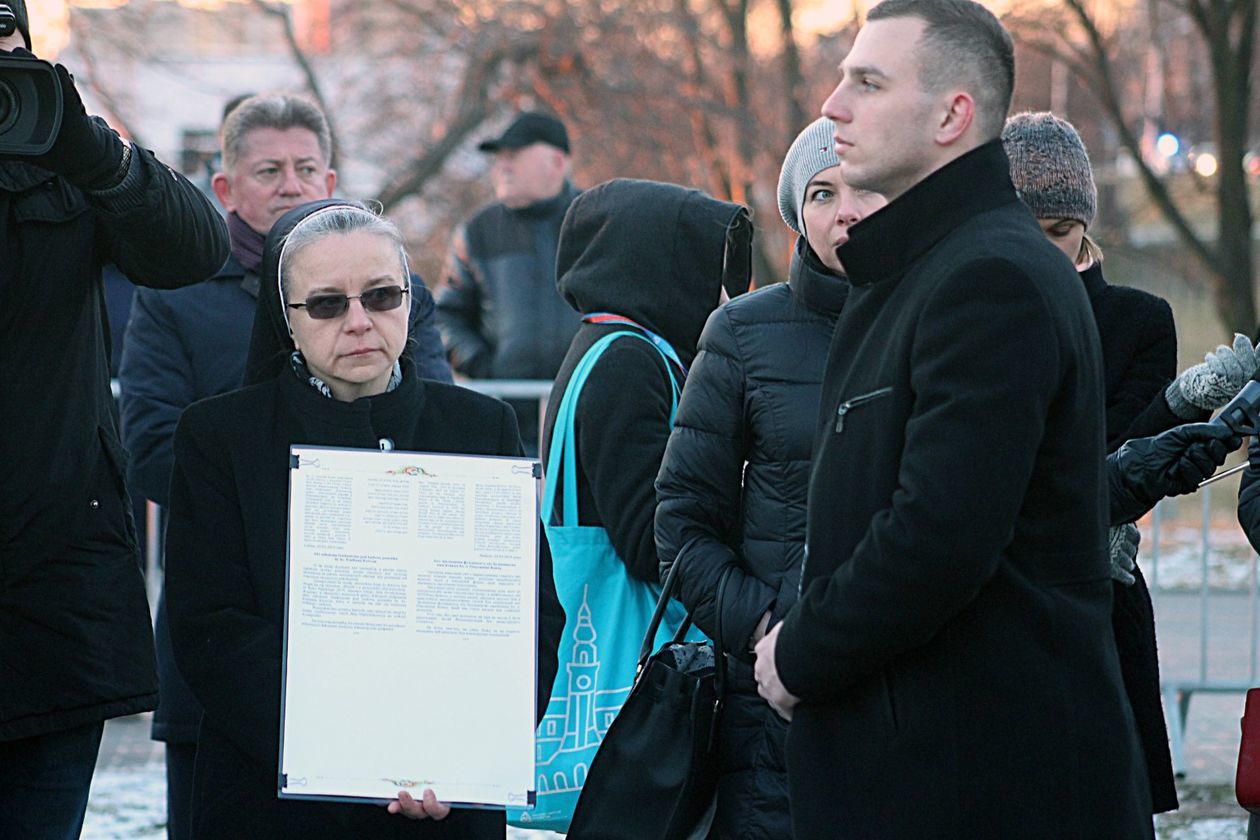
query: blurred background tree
[{"left": 34, "top": 0, "right": 1259, "bottom": 335}]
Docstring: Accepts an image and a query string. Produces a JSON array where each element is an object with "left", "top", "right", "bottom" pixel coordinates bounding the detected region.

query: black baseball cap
[{"left": 477, "top": 112, "right": 570, "bottom": 154}]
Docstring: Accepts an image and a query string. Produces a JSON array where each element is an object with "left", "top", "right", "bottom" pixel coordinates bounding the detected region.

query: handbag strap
[
  {"left": 636, "top": 541, "right": 735, "bottom": 698},
  {"left": 542, "top": 329, "right": 682, "bottom": 528}
]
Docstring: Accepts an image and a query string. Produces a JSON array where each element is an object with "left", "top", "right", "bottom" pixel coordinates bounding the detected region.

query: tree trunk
[
  {"left": 1196, "top": 0, "right": 1256, "bottom": 334},
  {"left": 773, "top": 0, "right": 809, "bottom": 144}
]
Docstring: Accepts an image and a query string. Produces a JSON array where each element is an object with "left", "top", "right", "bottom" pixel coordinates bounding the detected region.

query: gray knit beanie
[
  {"left": 1002, "top": 111, "right": 1097, "bottom": 228},
  {"left": 777, "top": 117, "right": 842, "bottom": 236}
]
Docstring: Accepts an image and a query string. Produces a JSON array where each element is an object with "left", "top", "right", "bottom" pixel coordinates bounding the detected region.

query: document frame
[{"left": 277, "top": 444, "right": 542, "bottom": 810}]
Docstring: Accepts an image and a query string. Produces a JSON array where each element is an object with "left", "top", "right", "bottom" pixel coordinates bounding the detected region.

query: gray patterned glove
[
  {"left": 1166, "top": 333, "right": 1259, "bottom": 418},
  {"left": 1107, "top": 524, "right": 1139, "bottom": 586}
]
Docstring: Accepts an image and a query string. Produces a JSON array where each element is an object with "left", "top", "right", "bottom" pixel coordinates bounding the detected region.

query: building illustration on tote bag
[{"left": 533, "top": 586, "right": 632, "bottom": 794}]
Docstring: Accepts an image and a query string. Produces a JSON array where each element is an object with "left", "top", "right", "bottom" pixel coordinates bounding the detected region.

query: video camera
[{"left": 0, "top": 3, "right": 63, "bottom": 155}]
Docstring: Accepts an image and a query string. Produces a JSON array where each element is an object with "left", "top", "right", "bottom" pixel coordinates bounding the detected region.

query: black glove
[
  {"left": 0, "top": 50, "right": 127, "bottom": 190},
  {"left": 1109, "top": 422, "right": 1241, "bottom": 524}
]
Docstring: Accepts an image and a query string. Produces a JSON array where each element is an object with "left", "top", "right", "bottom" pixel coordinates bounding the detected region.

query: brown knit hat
[{"left": 1002, "top": 111, "right": 1097, "bottom": 228}]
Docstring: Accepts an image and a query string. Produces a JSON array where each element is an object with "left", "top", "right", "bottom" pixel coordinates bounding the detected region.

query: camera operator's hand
[
  {"left": 0, "top": 52, "right": 127, "bottom": 190},
  {"left": 1108, "top": 422, "right": 1241, "bottom": 524}
]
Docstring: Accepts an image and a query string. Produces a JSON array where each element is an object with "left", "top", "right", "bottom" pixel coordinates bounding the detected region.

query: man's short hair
[
  {"left": 219, "top": 94, "right": 332, "bottom": 172},
  {"left": 867, "top": 0, "right": 1015, "bottom": 140}
]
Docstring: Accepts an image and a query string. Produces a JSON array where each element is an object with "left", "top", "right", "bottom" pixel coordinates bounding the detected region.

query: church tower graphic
[{"left": 561, "top": 585, "right": 601, "bottom": 751}]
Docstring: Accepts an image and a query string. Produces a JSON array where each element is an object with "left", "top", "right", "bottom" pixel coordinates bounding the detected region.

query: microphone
[
  {"left": 1198, "top": 379, "right": 1260, "bottom": 487},
  {"left": 1210, "top": 379, "right": 1260, "bottom": 437}
]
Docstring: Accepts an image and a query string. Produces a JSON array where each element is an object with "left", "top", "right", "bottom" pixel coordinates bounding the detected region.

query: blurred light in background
[
  {"left": 1156, "top": 132, "right": 1180, "bottom": 159},
  {"left": 1193, "top": 152, "right": 1218, "bottom": 178}
]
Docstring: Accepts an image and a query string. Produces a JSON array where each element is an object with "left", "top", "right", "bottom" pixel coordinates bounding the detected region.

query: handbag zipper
[{"left": 834, "top": 386, "right": 893, "bottom": 433}]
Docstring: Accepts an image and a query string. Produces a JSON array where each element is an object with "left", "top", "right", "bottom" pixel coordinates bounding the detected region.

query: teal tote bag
[{"left": 510, "top": 329, "right": 699, "bottom": 832}]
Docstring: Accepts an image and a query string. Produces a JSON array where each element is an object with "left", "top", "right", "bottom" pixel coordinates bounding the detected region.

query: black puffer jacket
[
  {"left": 542, "top": 179, "right": 750, "bottom": 582},
  {"left": 656, "top": 240, "right": 847, "bottom": 657}
]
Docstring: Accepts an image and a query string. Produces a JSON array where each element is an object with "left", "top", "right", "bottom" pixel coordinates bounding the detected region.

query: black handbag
[{"left": 566, "top": 557, "right": 733, "bottom": 839}]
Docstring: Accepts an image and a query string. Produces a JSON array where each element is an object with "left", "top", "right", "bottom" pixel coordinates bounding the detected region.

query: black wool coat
[
  {"left": 121, "top": 256, "right": 452, "bottom": 746},
  {"left": 775, "top": 142, "right": 1152, "bottom": 838},
  {"left": 0, "top": 150, "right": 228, "bottom": 742},
  {"left": 1084, "top": 260, "right": 1184, "bottom": 813},
  {"left": 166, "top": 202, "right": 564, "bottom": 838},
  {"left": 165, "top": 367, "right": 565, "bottom": 838}
]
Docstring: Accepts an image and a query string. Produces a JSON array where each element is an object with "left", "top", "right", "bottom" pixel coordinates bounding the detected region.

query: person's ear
[
  {"left": 934, "top": 91, "right": 975, "bottom": 147},
  {"left": 323, "top": 168, "right": 337, "bottom": 198},
  {"left": 211, "top": 171, "right": 233, "bottom": 212}
]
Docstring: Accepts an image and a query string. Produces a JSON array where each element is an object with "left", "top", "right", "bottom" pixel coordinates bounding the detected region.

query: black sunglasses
[{"left": 287, "top": 285, "right": 410, "bottom": 320}]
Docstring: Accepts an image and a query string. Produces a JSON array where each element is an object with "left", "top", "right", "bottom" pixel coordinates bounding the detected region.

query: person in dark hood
[
  {"left": 527, "top": 179, "right": 749, "bottom": 829},
  {"left": 164, "top": 199, "right": 563, "bottom": 837},
  {"left": 0, "top": 5, "right": 229, "bottom": 836},
  {"left": 544, "top": 178, "right": 752, "bottom": 582},
  {"left": 655, "top": 118, "right": 884, "bottom": 839}
]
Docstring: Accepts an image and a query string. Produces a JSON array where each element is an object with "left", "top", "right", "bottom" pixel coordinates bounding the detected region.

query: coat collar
[
  {"left": 789, "top": 237, "right": 848, "bottom": 316},
  {"left": 837, "top": 140, "right": 1020, "bottom": 288},
  {"left": 278, "top": 356, "right": 427, "bottom": 437},
  {"left": 1078, "top": 260, "right": 1107, "bottom": 300}
]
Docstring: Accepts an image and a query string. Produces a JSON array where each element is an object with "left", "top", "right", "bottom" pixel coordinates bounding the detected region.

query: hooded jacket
[
  {"left": 0, "top": 147, "right": 228, "bottom": 742},
  {"left": 541, "top": 179, "right": 750, "bottom": 582},
  {"left": 164, "top": 200, "right": 564, "bottom": 837}
]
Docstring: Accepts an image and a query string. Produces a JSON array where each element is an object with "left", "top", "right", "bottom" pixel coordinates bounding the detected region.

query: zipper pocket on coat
[{"left": 834, "top": 386, "right": 893, "bottom": 433}]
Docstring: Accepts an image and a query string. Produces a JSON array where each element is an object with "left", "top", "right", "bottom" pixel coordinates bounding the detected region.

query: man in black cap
[
  {"left": 436, "top": 111, "right": 581, "bottom": 453},
  {"left": 0, "top": 2, "right": 229, "bottom": 837}
]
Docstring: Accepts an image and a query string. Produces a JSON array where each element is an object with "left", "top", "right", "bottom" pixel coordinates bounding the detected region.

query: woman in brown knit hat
[{"left": 1004, "top": 111, "right": 1259, "bottom": 815}]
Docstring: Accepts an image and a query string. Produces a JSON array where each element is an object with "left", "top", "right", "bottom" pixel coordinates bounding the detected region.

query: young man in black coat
[
  {"left": 750, "top": 1, "right": 1232, "bottom": 836},
  {"left": 0, "top": 7, "right": 230, "bottom": 837}
]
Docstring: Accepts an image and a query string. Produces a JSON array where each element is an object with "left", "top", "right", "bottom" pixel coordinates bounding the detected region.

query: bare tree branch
[
  {"left": 374, "top": 34, "right": 543, "bottom": 210},
  {"left": 252, "top": 0, "right": 342, "bottom": 167}
]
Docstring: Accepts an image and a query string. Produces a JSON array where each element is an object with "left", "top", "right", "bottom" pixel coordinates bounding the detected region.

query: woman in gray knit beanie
[
  {"left": 1005, "top": 111, "right": 1258, "bottom": 816},
  {"left": 777, "top": 116, "right": 885, "bottom": 275},
  {"left": 655, "top": 119, "right": 883, "bottom": 839}
]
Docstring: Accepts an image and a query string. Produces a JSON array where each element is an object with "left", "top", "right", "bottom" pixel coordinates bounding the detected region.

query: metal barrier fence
[{"left": 1147, "top": 478, "right": 1258, "bottom": 778}]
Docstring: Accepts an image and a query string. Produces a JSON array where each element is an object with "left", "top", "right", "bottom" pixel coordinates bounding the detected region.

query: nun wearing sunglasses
[{"left": 163, "top": 199, "right": 564, "bottom": 838}]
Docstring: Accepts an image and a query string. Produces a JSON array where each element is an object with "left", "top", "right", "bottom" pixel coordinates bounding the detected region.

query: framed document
[{"left": 278, "top": 445, "right": 540, "bottom": 809}]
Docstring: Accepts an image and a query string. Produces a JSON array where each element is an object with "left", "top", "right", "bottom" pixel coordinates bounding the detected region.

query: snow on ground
[
  {"left": 81, "top": 768, "right": 165, "bottom": 840},
  {"left": 81, "top": 759, "right": 1251, "bottom": 839},
  {"left": 1141, "top": 523, "right": 1259, "bottom": 592}
]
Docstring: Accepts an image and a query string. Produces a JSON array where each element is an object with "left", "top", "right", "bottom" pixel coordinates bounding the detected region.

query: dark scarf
[{"left": 228, "top": 211, "right": 266, "bottom": 273}]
